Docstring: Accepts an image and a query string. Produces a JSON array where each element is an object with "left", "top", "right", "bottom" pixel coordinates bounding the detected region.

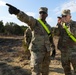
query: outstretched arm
[{"left": 6, "top": 3, "right": 36, "bottom": 29}]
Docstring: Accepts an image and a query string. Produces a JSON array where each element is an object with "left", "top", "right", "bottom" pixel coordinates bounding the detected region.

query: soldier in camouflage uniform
[
  {"left": 6, "top": 4, "right": 55, "bottom": 75},
  {"left": 57, "top": 9, "right": 76, "bottom": 75}
]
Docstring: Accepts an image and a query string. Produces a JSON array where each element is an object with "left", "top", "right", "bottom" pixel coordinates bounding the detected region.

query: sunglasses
[
  {"left": 39, "top": 11, "right": 46, "bottom": 14},
  {"left": 62, "top": 15, "right": 67, "bottom": 17}
]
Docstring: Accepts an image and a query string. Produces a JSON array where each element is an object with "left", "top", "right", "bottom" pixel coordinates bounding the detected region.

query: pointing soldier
[
  {"left": 6, "top": 3, "right": 55, "bottom": 75},
  {"left": 57, "top": 9, "right": 76, "bottom": 75}
]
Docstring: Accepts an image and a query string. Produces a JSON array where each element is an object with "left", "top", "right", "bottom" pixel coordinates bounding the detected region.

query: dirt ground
[
  {"left": 0, "top": 36, "right": 72, "bottom": 75},
  {"left": 49, "top": 36, "right": 64, "bottom": 75}
]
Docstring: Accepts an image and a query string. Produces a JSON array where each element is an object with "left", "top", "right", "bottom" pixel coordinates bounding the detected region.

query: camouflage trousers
[
  {"left": 30, "top": 51, "right": 50, "bottom": 75},
  {"left": 61, "top": 48, "right": 76, "bottom": 75}
]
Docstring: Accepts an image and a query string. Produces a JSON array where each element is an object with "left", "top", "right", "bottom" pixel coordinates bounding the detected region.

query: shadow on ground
[{"left": 0, "top": 62, "right": 31, "bottom": 75}]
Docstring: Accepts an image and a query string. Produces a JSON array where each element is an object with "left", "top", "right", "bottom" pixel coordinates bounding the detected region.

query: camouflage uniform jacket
[
  {"left": 17, "top": 11, "right": 54, "bottom": 52},
  {"left": 58, "top": 20, "right": 76, "bottom": 50}
]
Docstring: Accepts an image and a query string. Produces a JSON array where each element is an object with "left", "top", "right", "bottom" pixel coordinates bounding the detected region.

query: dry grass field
[{"left": 0, "top": 36, "right": 73, "bottom": 75}]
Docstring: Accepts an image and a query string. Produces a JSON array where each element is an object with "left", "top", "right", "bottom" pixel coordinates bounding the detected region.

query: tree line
[
  {"left": 0, "top": 20, "right": 28, "bottom": 36},
  {"left": 0, "top": 20, "right": 59, "bottom": 36}
]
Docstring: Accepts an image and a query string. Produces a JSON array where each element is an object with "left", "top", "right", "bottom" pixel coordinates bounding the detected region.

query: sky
[{"left": 0, "top": 0, "right": 76, "bottom": 27}]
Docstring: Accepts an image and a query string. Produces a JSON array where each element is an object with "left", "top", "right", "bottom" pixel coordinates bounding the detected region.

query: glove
[{"left": 6, "top": 3, "right": 20, "bottom": 15}]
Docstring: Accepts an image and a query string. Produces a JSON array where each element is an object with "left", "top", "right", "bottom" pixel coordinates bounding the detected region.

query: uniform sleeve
[
  {"left": 47, "top": 24, "right": 55, "bottom": 49},
  {"left": 17, "top": 11, "right": 36, "bottom": 28}
]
